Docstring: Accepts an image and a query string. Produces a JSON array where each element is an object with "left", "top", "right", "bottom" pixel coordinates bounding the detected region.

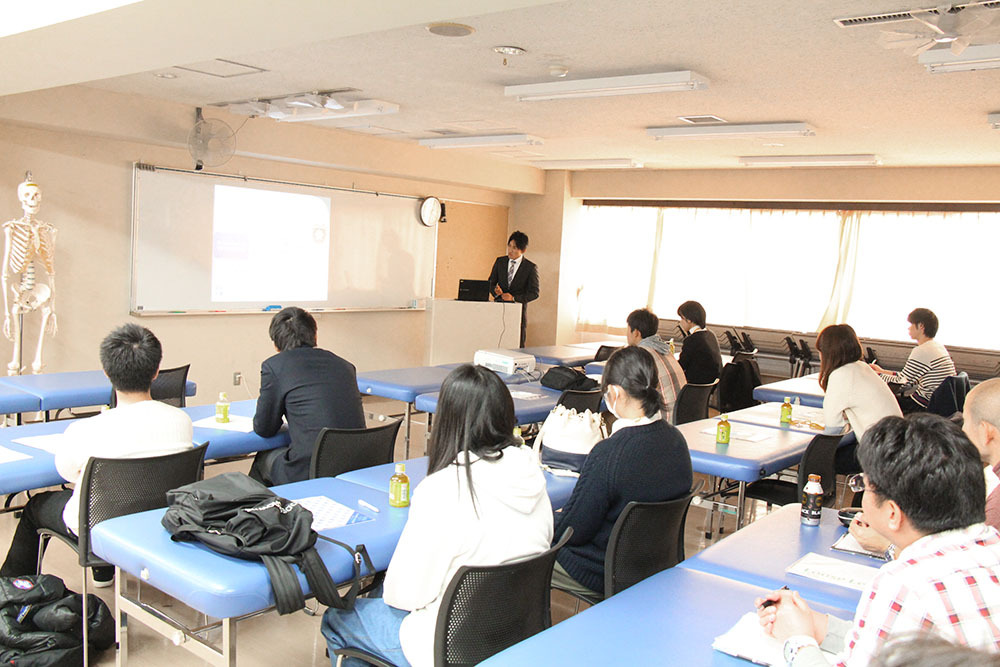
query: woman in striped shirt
[{"left": 870, "top": 308, "right": 955, "bottom": 414}]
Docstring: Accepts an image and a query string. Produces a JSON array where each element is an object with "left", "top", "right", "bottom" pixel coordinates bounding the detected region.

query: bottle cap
[
  {"left": 395, "top": 463, "right": 405, "bottom": 473},
  {"left": 720, "top": 414, "right": 728, "bottom": 420},
  {"left": 784, "top": 396, "right": 791, "bottom": 403},
  {"left": 513, "top": 426, "right": 522, "bottom": 436},
  {"left": 808, "top": 473, "right": 821, "bottom": 482},
  {"left": 219, "top": 392, "right": 228, "bottom": 401}
]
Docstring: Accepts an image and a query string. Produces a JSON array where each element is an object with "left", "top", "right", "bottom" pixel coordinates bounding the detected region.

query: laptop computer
[{"left": 457, "top": 279, "right": 491, "bottom": 302}]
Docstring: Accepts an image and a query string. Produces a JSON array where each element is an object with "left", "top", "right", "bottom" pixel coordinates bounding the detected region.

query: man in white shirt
[{"left": 0, "top": 324, "right": 193, "bottom": 586}]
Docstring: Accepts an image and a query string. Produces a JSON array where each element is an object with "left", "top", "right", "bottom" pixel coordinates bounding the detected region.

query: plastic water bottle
[
  {"left": 512, "top": 426, "right": 525, "bottom": 446},
  {"left": 215, "top": 391, "right": 230, "bottom": 423},
  {"left": 716, "top": 415, "right": 731, "bottom": 445},
  {"left": 389, "top": 463, "right": 410, "bottom": 508},
  {"left": 801, "top": 474, "right": 823, "bottom": 526},
  {"left": 780, "top": 396, "right": 793, "bottom": 425},
  {"left": 669, "top": 338, "right": 676, "bottom": 355}
]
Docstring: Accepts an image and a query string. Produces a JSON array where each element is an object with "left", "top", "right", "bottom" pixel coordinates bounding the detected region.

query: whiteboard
[{"left": 130, "top": 165, "right": 436, "bottom": 314}]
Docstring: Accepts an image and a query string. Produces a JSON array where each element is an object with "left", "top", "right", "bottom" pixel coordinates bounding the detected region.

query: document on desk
[
  {"left": 699, "top": 426, "right": 770, "bottom": 443},
  {"left": 830, "top": 532, "right": 888, "bottom": 561},
  {"left": 192, "top": 415, "right": 254, "bottom": 432},
  {"left": 0, "top": 446, "right": 31, "bottom": 464},
  {"left": 508, "top": 390, "right": 544, "bottom": 400},
  {"left": 294, "top": 496, "right": 373, "bottom": 531},
  {"left": 713, "top": 612, "right": 837, "bottom": 665},
  {"left": 12, "top": 433, "right": 74, "bottom": 455},
  {"left": 786, "top": 552, "right": 880, "bottom": 591}
]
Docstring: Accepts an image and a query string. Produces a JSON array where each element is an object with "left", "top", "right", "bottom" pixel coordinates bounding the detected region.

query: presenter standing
[{"left": 488, "top": 231, "right": 539, "bottom": 347}]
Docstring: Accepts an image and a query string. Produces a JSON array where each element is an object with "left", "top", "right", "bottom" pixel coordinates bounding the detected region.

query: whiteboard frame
[{"left": 129, "top": 163, "right": 437, "bottom": 316}]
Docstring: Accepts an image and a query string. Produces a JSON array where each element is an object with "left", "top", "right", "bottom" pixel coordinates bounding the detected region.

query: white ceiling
[{"left": 7, "top": 0, "right": 1000, "bottom": 169}]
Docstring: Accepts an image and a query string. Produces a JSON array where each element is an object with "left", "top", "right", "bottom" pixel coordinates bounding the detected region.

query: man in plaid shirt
[{"left": 756, "top": 413, "right": 1000, "bottom": 666}]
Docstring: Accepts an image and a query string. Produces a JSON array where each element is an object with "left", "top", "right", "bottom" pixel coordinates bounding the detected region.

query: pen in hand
[{"left": 760, "top": 585, "right": 790, "bottom": 608}]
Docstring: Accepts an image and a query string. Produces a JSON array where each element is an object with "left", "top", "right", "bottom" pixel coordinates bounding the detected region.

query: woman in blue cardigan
[{"left": 552, "top": 345, "right": 693, "bottom": 598}]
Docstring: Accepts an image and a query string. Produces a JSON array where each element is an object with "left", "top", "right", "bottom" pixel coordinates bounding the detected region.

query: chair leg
[
  {"left": 36, "top": 533, "right": 51, "bottom": 574},
  {"left": 82, "top": 567, "right": 90, "bottom": 667}
]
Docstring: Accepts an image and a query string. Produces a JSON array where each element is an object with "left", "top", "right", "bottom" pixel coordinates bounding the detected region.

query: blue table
[
  {"left": 681, "top": 504, "right": 881, "bottom": 611},
  {"left": 753, "top": 373, "right": 824, "bottom": 408},
  {"left": 583, "top": 360, "right": 606, "bottom": 376},
  {"left": 0, "top": 399, "right": 286, "bottom": 495},
  {"left": 0, "top": 383, "right": 41, "bottom": 417},
  {"left": 726, "top": 401, "right": 840, "bottom": 436},
  {"left": 480, "top": 566, "right": 852, "bottom": 666},
  {"left": 517, "top": 345, "right": 595, "bottom": 367},
  {"left": 336, "top": 457, "right": 578, "bottom": 510},
  {"left": 415, "top": 381, "right": 562, "bottom": 427},
  {"left": 91, "top": 477, "right": 405, "bottom": 666},
  {"left": 0, "top": 370, "right": 197, "bottom": 418}
]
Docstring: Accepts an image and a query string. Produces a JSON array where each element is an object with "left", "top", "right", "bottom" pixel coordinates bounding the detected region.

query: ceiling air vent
[{"left": 834, "top": 2, "right": 1000, "bottom": 28}]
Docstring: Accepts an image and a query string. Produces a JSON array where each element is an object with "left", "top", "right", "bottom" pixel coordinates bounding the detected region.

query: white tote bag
[{"left": 533, "top": 404, "right": 605, "bottom": 476}]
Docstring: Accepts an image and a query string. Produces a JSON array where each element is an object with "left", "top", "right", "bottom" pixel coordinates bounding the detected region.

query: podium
[{"left": 425, "top": 299, "right": 522, "bottom": 365}]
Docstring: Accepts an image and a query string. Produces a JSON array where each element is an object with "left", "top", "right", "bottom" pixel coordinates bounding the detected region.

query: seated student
[
  {"left": 816, "top": 324, "right": 901, "bottom": 474},
  {"left": 756, "top": 414, "right": 1000, "bottom": 667},
  {"left": 625, "top": 307, "right": 686, "bottom": 422},
  {"left": 251, "top": 307, "right": 365, "bottom": 486},
  {"left": 551, "top": 346, "right": 692, "bottom": 599},
  {"left": 0, "top": 324, "right": 193, "bottom": 585},
  {"left": 870, "top": 308, "right": 955, "bottom": 414},
  {"left": 676, "top": 300, "right": 723, "bottom": 384},
  {"left": 321, "top": 365, "right": 553, "bottom": 667}
]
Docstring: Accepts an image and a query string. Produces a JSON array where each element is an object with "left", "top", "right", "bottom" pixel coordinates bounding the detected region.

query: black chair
[
  {"left": 745, "top": 434, "right": 839, "bottom": 508},
  {"left": 37, "top": 444, "right": 208, "bottom": 666},
  {"left": 673, "top": 380, "right": 719, "bottom": 425},
  {"left": 784, "top": 337, "right": 801, "bottom": 377},
  {"left": 797, "top": 340, "right": 814, "bottom": 376},
  {"left": 864, "top": 346, "right": 879, "bottom": 365},
  {"left": 309, "top": 419, "right": 403, "bottom": 479},
  {"left": 109, "top": 364, "right": 190, "bottom": 408},
  {"left": 724, "top": 330, "right": 744, "bottom": 355},
  {"left": 927, "top": 372, "right": 971, "bottom": 418},
  {"left": 741, "top": 332, "right": 757, "bottom": 354},
  {"left": 333, "top": 528, "right": 574, "bottom": 667},
  {"left": 593, "top": 345, "right": 621, "bottom": 362},
  {"left": 554, "top": 482, "right": 703, "bottom": 605},
  {"left": 557, "top": 388, "right": 603, "bottom": 414}
]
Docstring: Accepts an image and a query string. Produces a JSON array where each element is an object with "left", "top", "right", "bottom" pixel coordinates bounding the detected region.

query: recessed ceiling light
[
  {"left": 426, "top": 22, "right": 475, "bottom": 37},
  {"left": 739, "top": 154, "right": 881, "bottom": 167},
  {"left": 494, "top": 45, "right": 527, "bottom": 56},
  {"left": 154, "top": 72, "right": 177, "bottom": 79},
  {"left": 678, "top": 115, "right": 726, "bottom": 124}
]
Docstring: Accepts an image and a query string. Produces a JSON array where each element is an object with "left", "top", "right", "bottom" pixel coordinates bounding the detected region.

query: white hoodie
[{"left": 383, "top": 445, "right": 553, "bottom": 667}]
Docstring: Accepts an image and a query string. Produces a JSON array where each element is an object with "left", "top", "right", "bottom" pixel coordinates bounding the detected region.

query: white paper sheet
[
  {"left": 0, "top": 446, "right": 31, "bottom": 464},
  {"left": 713, "top": 612, "right": 837, "bottom": 666},
  {"left": 294, "top": 496, "right": 373, "bottom": 530},
  {"left": 830, "top": 532, "right": 888, "bottom": 561},
  {"left": 192, "top": 414, "right": 254, "bottom": 432},
  {"left": 700, "top": 426, "right": 770, "bottom": 443},
  {"left": 509, "top": 390, "right": 544, "bottom": 400},
  {"left": 12, "top": 433, "right": 73, "bottom": 455},
  {"left": 786, "top": 552, "right": 880, "bottom": 591}
]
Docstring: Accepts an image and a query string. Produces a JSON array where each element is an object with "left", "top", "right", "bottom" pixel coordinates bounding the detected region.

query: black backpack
[
  {"left": 161, "top": 472, "right": 375, "bottom": 615},
  {"left": 718, "top": 358, "right": 763, "bottom": 413},
  {"left": 540, "top": 365, "right": 598, "bottom": 392}
]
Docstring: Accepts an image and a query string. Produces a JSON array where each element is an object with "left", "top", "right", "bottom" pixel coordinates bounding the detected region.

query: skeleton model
[{"left": 2, "top": 173, "right": 57, "bottom": 375}]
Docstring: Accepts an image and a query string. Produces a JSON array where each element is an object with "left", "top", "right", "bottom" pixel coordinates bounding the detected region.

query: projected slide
[{"left": 211, "top": 185, "right": 331, "bottom": 302}]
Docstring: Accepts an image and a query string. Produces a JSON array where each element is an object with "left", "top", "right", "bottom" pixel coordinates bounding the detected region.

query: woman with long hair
[
  {"left": 321, "top": 364, "right": 553, "bottom": 667},
  {"left": 551, "top": 345, "right": 692, "bottom": 599}
]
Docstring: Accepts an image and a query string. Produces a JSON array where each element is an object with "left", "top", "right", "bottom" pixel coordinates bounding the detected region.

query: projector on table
[{"left": 473, "top": 349, "right": 536, "bottom": 376}]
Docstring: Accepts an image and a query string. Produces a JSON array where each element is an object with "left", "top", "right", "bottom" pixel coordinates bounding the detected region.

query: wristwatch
[
  {"left": 783, "top": 635, "right": 819, "bottom": 665},
  {"left": 884, "top": 543, "right": 897, "bottom": 561}
]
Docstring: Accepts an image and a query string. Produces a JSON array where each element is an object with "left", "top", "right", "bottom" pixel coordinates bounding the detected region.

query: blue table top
[
  {"left": 681, "top": 504, "right": 881, "bottom": 611},
  {"left": 336, "top": 456, "right": 577, "bottom": 510},
  {"left": 583, "top": 360, "right": 606, "bottom": 376},
  {"left": 357, "top": 364, "right": 530, "bottom": 404},
  {"left": 0, "top": 382, "right": 40, "bottom": 414},
  {"left": 414, "top": 381, "right": 561, "bottom": 425},
  {"left": 753, "top": 374, "right": 824, "bottom": 409},
  {"left": 517, "top": 345, "right": 595, "bottom": 367},
  {"left": 480, "top": 566, "right": 853, "bottom": 666},
  {"left": 676, "top": 418, "right": 814, "bottom": 482},
  {"left": 91, "top": 477, "right": 406, "bottom": 619},
  {"left": 0, "top": 399, "right": 286, "bottom": 495},
  {"left": 0, "top": 370, "right": 197, "bottom": 411}
]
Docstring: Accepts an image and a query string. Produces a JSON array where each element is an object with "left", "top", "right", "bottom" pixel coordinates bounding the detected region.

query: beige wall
[{"left": 433, "top": 202, "right": 509, "bottom": 299}]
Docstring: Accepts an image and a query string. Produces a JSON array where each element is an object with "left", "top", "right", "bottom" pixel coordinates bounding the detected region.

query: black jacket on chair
[
  {"left": 488, "top": 256, "right": 540, "bottom": 347},
  {"left": 253, "top": 346, "right": 365, "bottom": 485}
]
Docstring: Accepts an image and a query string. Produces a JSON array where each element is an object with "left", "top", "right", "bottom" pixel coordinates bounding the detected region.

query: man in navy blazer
[
  {"left": 488, "top": 230, "right": 540, "bottom": 347},
  {"left": 251, "top": 307, "right": 365, "bottom": 485}
]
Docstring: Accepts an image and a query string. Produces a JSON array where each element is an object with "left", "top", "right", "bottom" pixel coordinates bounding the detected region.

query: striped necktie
[{"left": 508, "top": 260, "right": 516, "bottom": 286}]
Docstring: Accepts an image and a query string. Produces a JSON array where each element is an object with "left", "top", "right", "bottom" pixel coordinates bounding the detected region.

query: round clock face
[{"left": 420, "top": 197, "right": 441, "bottom": 226}]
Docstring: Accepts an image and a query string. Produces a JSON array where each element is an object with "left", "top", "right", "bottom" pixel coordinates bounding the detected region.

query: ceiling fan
[{"left": 880, "top": 3, "right": 1000, "bottom": 55}]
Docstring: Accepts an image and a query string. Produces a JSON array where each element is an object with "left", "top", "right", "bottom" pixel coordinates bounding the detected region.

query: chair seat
[
  {"left": 744, "top": 479, "right": 798, "bottom": 507},
  {"left": 333, "top": 648, "right": 397, "bottom": 667}
]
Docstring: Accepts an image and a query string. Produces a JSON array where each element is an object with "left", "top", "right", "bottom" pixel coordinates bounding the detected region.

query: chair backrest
[
  {"left": 604, "top": 481, "right": 702, "bottom": 598},
  {"left": 724, "top": 330, "right": 743, "bottom": 355},
  {"left": 673, "top": 380, "right": 719, "bottom": 425},
  {"left": 77, "top": 443, "right": 207, "bottom": 566},
  {"left": 109, "top": 364, "right": 190, "bottom": 408},
  {"left": 731, "top": 350, "right": 757, "bottom": 363},
  {"left": 434, "top": 528, "right": 573, "bottom": 667},
  {"left": 309, "top": 419, "right": 403, "bottom": 479},
  {"left": 927, "top": 373, "right": 971, "bottom": 418},
  {"left": 556, "top": 388, "right": 603, "bottom": 414},
  {"left": 593, "top": 345, "right": 621, "bottom": 362},
  {"left": 795, "top": 434, "right": 840, "bottom": 505}
]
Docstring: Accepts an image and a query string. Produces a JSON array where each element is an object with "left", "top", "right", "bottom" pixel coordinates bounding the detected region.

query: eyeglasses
[{"left": 847, "top": 473, "right": 866, "bottom": 493}]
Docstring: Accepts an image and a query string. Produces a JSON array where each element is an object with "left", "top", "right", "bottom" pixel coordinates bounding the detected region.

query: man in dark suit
[
  {"left": 250, "top": 307, "right": 365, "bottom": 485},
  {"left": 488, "top": 230, "right": 540, "bottom": 347}
]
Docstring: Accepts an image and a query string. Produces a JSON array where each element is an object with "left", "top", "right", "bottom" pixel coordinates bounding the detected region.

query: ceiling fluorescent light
[
  {"left": 275, "top": 100, "right": 399, "bottom": 123},
  {"left": 505, "top": 71, "right": 708, "bottom": 102},
  {"left": 990, "top": 113, "right": 1000, "bottom": 129},
  {"left": 647, "top": 122, "right": 815, "bottom": 140},
  {"left": 739, "top": 154, "right": 881, "bottom": 167},
  {"left": 918, "top": 44, "right": 1000, "bottom": 73},
  {"left": 419, "top": 134, "right": 543, "bottom": 149},
  {"left": 531, "top": 159, "right": 642, "bottom": 170},
  {"left": 284, "top": 93, "right": 343, "bottom": 110}
]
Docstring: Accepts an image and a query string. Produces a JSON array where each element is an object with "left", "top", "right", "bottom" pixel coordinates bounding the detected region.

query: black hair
[
  {"left": 601, "top": 346, "right": 664, "bottom": 419},
  {"left": 268, "top": 307, "right": 318, "bottom": 351},
  {"left": 508, "top": 231, "right": 529, "bottom": 252},
  {"left": 677, "top": 300, "right": 707, "bottom": 329},
  {"left": 908, "top": 308, "right": 939, "bottom": 338},
  {"left": 857, "top": 413, "right": 985, "bottom": 534},
  {"left": 427, "top": 364, "right": 518, "bottom": 506},
  {"left": 872, "top": 634, "right": 1000, "bottom": 667},
  {"left": 626, "top": 308, "right": 659, "bottom": 339},
  {"left": 99, "top": 324, "right": 162, "bottom": 393},
  {"left": 816, "top": 324, "right": 863, "bottom": 392}
]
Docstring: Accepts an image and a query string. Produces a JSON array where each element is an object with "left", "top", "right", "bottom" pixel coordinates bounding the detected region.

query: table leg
[
  {"left": 404, "top": 404, "right": 412, "bottom": 459},
  {"left": 426, "top": 413, "right": 433, "bottom": 456},
  {"left": 222, "top": 618, "right": 236, "bottom": 667},
  {"left": 736, "top": 481, "right": 747, "bottom": 529},
  {"left": 116, "top": 568, "right": 128, "bottom": 667}
]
